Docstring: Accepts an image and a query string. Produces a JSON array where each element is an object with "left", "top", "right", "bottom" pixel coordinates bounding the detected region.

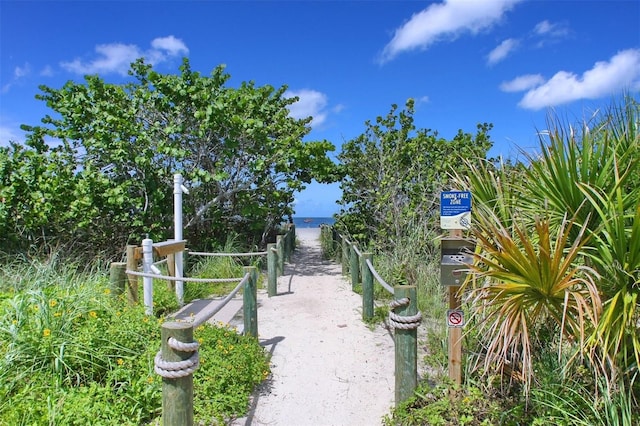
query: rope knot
[
  {"left": 388, "top": 298, "right": 422, "bottom": 330},
  {"left": 154, "top": 337, "right": 200, "bottom": 379}
]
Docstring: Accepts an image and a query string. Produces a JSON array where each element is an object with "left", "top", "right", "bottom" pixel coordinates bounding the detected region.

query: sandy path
[{"left": 231, "top": 228, "right": 396, "bottom": 426}]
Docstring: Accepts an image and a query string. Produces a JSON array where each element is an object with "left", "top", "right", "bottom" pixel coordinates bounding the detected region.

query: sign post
[{"left": 440, "top": 191, "right": 472, "bottom": 386}]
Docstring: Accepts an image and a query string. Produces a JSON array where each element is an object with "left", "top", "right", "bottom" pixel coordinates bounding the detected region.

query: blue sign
[{"left": 440, "top": 191, "right": 472, "bottom": 229}]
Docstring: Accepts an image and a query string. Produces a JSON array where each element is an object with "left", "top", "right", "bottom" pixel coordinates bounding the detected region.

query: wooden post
[
  {"left": 341, "top": 237, "right": 348, "bottom": 275},
  {"left": 126, "top": 245, "right": 139, "bottom": 304},
  {"left": 167, "top": 252, "right": 176, "bottom": 291},
  {"left": 332, "top": 228, "right": 340, "bottom": 261},
  {"left": 161, "top": 321, "right": 194, "bottom": 426},
  {"left": 448, "top": 228, "right": 463, "bottom": 385},
  {"left": 394, "top": 285, "right": 418, "bottom": 404},
  {"left": 243, "top": 266, "right": 258, "bottom": 338},
  {"left": 350, "top": 243, "right": 359, "bottom": 291},
  {"left": 362, "top": 253, "right": 374, "bottom": 321},
  {"left": 109, "top": 262, "right": 127, "bottom": 297},
  {"left": 283, "top": 225, "right": 291, "bottom": 262},
  {"left": 276, "top": 235, "right": 284, "bottom": 276},
  {"left": 290, "top": 224, "right": 296, "bottom": 249},
  {"left": 267, "top": 243, "right": 277, "bottom": 297}
]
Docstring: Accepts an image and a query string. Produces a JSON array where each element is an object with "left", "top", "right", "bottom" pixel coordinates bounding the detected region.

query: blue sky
[{"left": 1, "top": 0, "right": 639, "bottom": 216}]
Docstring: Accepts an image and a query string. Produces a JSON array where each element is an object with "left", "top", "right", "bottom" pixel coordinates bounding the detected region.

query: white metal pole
[
  {"left": 142, "top": 238, "right": 154, "bottom": 316},
  {"left": 174, "top": 174, "right": 185, "bottom": 305}
]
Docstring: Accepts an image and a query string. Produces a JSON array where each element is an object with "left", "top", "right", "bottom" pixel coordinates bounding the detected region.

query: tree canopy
[
  {"left": 0, "top": 58, "right": 339, "bottom": 257},
  {"left": 337, "top": 99, "right": 493, "bottom": 251}
]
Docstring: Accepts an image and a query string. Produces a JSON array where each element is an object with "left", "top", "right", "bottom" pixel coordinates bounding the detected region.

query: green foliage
[
  {"left": 0, "top": 257, "right": 270, "bottom": 424},
  {"left": 193, "top": 323, "right": 270, "bottom": 424},
  {"left": 451, "top": 95, "right": 639, "bottom": 413},
  {"left": 383, "top": 383, "right": 506, "bottom": 426},
  {"left": 337, "top": 98, "right": 493, "bottom": 252},
  {"left": 1, "top": 58, "right": 339, "bottom": 258}
]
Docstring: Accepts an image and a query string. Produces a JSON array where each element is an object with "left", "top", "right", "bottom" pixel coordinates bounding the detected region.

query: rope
[
  {"left": 352, "top": 245, "right": 363, "bottom": 257},
  {"left": 388, "top": 298, "right": 423, "bottom": 330},
  {"left": 191, "top": 274, "right": 248, "bottom": 327},
  {"left": 189, "top": 251, "right": 267, "bottom": 257},
  {"left": 365, "top": 259, "right": 395, "bottom": 295},
  {"left": 154, "top": 337, "right": 200, "bottom": 379},
  {"left": 125, "top": 269, "right": 242, "bottom": 283},
  {"left": 153, "top": 258, "right": 168, "bottom": 266},
  {"left": 168, "top": 337, "right": 200, "bottom": 352}
]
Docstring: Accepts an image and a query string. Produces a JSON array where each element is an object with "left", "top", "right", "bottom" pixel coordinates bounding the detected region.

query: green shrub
[{"left": 0, "top": 258, "right": 270, "bottom": 424}]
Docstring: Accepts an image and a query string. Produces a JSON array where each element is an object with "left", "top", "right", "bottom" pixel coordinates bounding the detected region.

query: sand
[{"left": 230, "top": 227, "right": 396, "bottom": 426}]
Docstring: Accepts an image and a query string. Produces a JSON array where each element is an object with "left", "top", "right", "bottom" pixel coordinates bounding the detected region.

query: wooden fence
[{"left": 109, "top": 224, "right": 296, "bottom": 425}]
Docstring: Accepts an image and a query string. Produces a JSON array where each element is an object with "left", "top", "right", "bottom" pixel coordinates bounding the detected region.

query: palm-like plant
[
  {"left": 581, "top": 167, "right": 640, "bottom": 390},
  {"left": 463, "top": 206, "right": 600, "bottom": 394}
]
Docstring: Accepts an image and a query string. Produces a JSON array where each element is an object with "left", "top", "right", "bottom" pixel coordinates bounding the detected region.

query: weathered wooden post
[
  {"left": 393, "top": 285, "right": 418, "bottom": 404},
  {"left": 290, "top": 223, "right": 296, "bottom": 249},
  {"left": 332, "top": 228, "right": 340, "bottom": 262},
  {"left": 283, "top": 225, "right": 291, "bottom": 262},
  {"left": 109, "top": 262, "right": 127, "bottom": 297},
  {"left": 126, "top": 245, "right": 139, "bottom": 304},
  {"left": 341, "top": 237, "right": 349, "bottom": 275},
  {"left": 243, "top": 266, "right": 258, "bottom": 338},
  {"left": 361, "top": 253, "right": 374, "bottom": 321},
  {"left": 350, "top": 243, "right": 360, "bottom": 291},
  {"left": 167, "top": 252, "right": 176, "bottom": 291},
  {"left": 276, "top": 235, "right": 284, "bottom": 276},
  {"left": 267, "top": 243, "right": 277, "bottom": 297},
  {"left": 160, "top": 321, "right": 196, "bottom": 426}
]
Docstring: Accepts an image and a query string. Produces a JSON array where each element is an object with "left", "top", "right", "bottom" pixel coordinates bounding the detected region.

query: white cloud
[
  {"left": 151, "top": 35, "right": 189, "bottom": 56},
  {"left": 533, "top": 20, "right": 568, "bottom": 37},
  {"left": 500, "top": 74, "right": 545, "bottom": 92},
  {"left": 516, "top": 49, "right": 640, "bottom": 110},
  {"left": 60, "top": 35, "right": 189, "bottom": 76},
  {"left": 14, "top": 64, "right": 31, "bottom": 78},
  {"left": 487, "top": 38, "right": 519, "bottom": 65},
  {"left": 40, "top": 65, "right": 54, "bottom": 77},
  {"left": 380, "top": 0, "right": 523, "bottom": 63},
  {"left": 0, "top": 121, "right": 23, "bottom": 146},
  {"left": 285, "top": 89, "right": 329, "bottom": 127},
  {"left": 1, "top": 63, "right": 31, "bottom": 93},
  {"left": 416, "top": 95, "right": 430, "bottom": 105}
]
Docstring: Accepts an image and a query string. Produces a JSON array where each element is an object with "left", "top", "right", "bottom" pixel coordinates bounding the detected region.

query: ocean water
[{"left": 292, "top": 216, "right": 335, "bottom": 228}]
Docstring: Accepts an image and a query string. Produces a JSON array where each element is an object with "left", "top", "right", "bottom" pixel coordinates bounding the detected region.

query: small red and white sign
[{"left": 447, "top": 309, "right": 465, "bottom": 328}]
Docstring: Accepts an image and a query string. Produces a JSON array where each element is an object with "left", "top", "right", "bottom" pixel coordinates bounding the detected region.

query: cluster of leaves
[
  {"left": 0, "top": 58, "right": 339, "bottom": 259},
  {"left": 453, "top": 95, "right": 639, "bottom": 419},
  {"left": 384, "top": 383, "right": 509, "bottom": 426},
  {"left": 338, "top": 95, "right": 638, "bottom": 423},
  {"left": 337, "top": 98, "right": 493, "bottom": 253},
  {"left": 0, "top": 257, "right": 270, "bottom": 424}
]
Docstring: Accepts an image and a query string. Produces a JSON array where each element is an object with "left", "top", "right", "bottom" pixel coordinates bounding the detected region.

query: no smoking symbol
[{"left": 447, "top": 309, "right": 465, "bottom": 328}]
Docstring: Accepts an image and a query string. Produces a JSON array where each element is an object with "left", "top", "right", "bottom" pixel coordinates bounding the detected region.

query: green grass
[{"left": 0, "top": 255, "right": 270, "bottom": 425}]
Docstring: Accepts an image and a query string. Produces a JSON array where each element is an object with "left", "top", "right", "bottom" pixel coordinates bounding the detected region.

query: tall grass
[{"left": 0, "top": 249, "right": 270, "bottom": 424}]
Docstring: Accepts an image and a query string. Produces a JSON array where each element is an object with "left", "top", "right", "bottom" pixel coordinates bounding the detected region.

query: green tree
[
  {"left": 337, "top": 99, "right": 493, "bottom": 251},
  {"left": 1, "top": 58, "right": 338, "bottom": 256}
]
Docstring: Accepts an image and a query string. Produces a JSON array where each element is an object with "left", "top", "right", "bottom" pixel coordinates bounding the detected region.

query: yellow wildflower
[
  {"left": 89, "top": 311, "right": 97, "bottom": 319},
  {"left": 117, "top": 358, "right": 124, "bottom": 366},
  {"left": 104, "top": 288, "right": 111, "bottom": 295},
  {"left": 54, "top": 312, "right": 62, "bottom": 317},
  {"left": 49, "top": 300, "right": 57, "bottom": 308},
  {"left": 43, "top": 329, "right": 51, "bottom": 337},
  {"left": 147, "top": 376, "right": 154, "bottom": 384}
]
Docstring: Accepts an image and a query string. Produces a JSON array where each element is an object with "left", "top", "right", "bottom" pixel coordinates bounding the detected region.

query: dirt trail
[{"left": 231, "top": 228, "right": 396, "bottom": 426}]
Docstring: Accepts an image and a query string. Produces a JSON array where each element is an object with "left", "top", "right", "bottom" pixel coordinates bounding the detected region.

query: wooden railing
[{"left": 108, "top": 224, "right": 296, "bottom": 425}]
